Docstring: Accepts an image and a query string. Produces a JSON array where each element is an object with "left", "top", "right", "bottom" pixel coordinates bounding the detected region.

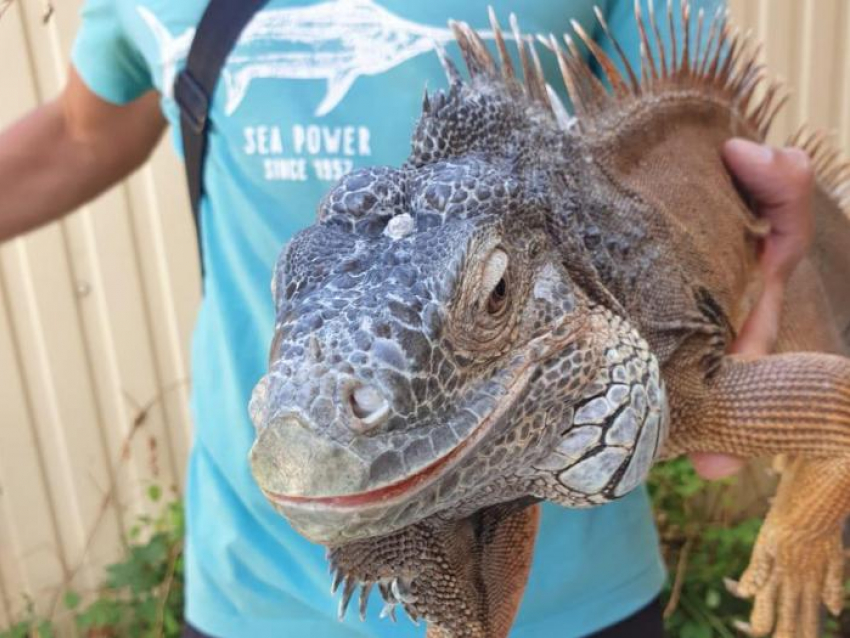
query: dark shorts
[
  {"left": 182, "top": 596, "right": 664, "bottom": 638},
  {"left": 586, "top": 596, "right": 664, "bottom": 638}
]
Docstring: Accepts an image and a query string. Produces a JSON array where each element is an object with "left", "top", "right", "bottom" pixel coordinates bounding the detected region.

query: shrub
[{"left": 0, "top": 486, "right": 184, "bottom": 638}]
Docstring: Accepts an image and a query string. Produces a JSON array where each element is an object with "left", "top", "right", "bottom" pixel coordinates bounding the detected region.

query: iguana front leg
[{"left": 673, "top": 352, "right": 850, "bottom": 638}]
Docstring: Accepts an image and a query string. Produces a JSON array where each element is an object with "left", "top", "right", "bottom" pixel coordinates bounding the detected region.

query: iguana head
[{"left": 249, "top": 22, "right": 669, "bottom": 546}]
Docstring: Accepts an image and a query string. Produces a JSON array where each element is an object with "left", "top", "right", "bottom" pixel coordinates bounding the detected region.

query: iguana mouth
[
  {"left": 262, "top": 425, "right": 470, "bottom": 508},
  {"left": 262, "top": 349, "right": 541, "bottom": 512}
]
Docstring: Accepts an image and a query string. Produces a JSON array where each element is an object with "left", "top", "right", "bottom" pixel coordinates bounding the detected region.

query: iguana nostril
[{"left": 348, "top": 383, "right": 390, "bottom": 432}]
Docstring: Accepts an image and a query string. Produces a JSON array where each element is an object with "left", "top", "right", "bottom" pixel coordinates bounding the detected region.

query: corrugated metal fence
[
  {"left": 1, "top": 0, "right": 848, "bottom": 632},
  {"left": 0, "top": 0, "right": 198, "bottom": 630}
]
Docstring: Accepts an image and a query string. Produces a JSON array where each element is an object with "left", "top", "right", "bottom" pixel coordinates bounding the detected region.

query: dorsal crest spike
[
  {"left": 680, "top": 0, "right": 691, "bottom": 73},
  {"left": 751, "top": 81, "right": 779, "bottom": 125},
  {"left": 719, "top": 28, "right": 748, "bottom": 87},
  {"left": 466, "top": 24, "right": 498, "bottom": 75},
  {"left": 760, "top": 88, "right": 790, "bottom": 138},
  {"left": 571, "top": 18, "right": 630, "bottom": 98},
  {"left": 563, "top": 33, "right": 609, "bottom": 111},
  {"left": 545, "top": 83, "right": 574, "bottom": 131},
  {"left": 648, "top": 0, "right": 669, "bottom": 77},
  {"left": 699, "top": 7, "right": 725, "bottom": 76},
  {"left": 434, "top": 40, "right": 461, "bottom": 85},
  {"left": 789, "top": 126, "right": 850, "bottom": 214},
  {"left": 451, "top": 19, "right": 496, "bottom": 78},
  {"left": 527, "top": 39, "right": 553, "bottom": 109},
  {"left": 667, "top": 0, "right": 678, "bottom": 76},
  {"left": 593, "top": 5, "right": 640, "bottom": 93},
  {"left": 545, "top": 33, "right": 586, "bottom": 120},
  {"left": 509, "top": 13, "right": 540, "bottom": 102},
  {"left": 692, "top": 8, "right": 705, "bottom": 73},
  {"left": 706, "top": 22, "right": 731, "bottom": 80},
  {"left": 635, "top": 0, "right": 658, "bottom": 83},
  {"left": 488, "top": 6, "right": 516, "bottom": 83}
]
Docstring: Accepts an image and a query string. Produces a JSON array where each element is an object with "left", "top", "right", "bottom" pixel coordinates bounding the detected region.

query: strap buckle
[{"left": 174, "top": 70, "right": 210, "bottom": 134}]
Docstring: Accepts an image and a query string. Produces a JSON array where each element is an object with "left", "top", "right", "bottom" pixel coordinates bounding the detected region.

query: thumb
[
  {"left": 689, "top": 452, "right": 746, "bottom": 480},
  {"left": 722, "top": 138, "right": 812, "bottom": 210},
  {"left": 722, "top": 138, "right": 814, "bottom": 281}
]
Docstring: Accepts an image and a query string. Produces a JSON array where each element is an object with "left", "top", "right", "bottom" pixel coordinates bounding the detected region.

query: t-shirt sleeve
[
  {"left": 71, "top": 0, "right": 153, "bottom": 104},
  {"left": 601, "top": 0, "right": 727, "bottom": 75}
]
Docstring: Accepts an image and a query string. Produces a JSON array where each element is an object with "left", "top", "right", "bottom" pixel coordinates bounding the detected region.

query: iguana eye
[
  {"left": 482, "top": 248, "right": 509, "bottom": 316},
  {"left": 487, "top": 277, "right": 508, "bottom": 314}
]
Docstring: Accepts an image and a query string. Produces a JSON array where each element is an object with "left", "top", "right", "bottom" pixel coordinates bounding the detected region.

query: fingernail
[{"left": 726, "top": 138, "right": 774, "bottom": 163}]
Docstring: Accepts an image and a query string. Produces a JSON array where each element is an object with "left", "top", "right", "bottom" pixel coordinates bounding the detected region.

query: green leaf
[
  {"left": 681, "top": 620, "right": 712, "bottom": 638},
  {"left": 147, "top": 485, "right": 162, "bottom": 502},
  {"left": 63, "top": 590, "right": 81, "bottom": 610},
  {"left": 35, "top": 620, "right": 56, "bottom": 638}
]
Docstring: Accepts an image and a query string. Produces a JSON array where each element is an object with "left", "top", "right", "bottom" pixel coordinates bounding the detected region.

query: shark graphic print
[{"left": 139, "top": 0, "right": 475, "bottom": 117}]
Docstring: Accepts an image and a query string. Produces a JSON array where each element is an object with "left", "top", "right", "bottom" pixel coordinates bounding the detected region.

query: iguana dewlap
[{"left": 248, "top": 3, "right": 850, "bottom": 637}]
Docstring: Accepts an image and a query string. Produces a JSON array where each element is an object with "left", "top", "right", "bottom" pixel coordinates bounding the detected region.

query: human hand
[{"left": 689, "top": 138, "right": 815, "bottom": 480}]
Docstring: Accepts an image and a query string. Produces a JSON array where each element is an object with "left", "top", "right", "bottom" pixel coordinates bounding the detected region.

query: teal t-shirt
[{"left": 72, "top": 1, "right": 716, "bottom": 635}]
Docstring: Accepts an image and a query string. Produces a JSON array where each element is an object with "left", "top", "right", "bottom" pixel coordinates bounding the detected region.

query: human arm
[
  {"left": 689, "top": 139, "right": 815, "bottom": 479},
  {"left": 0, "top": 67, "right": 165, "bottom": 241}
]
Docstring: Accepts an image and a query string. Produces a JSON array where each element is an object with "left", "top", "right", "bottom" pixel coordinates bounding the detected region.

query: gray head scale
[{"left": 249, "top": 25, "right": 668, "bottom": 545}]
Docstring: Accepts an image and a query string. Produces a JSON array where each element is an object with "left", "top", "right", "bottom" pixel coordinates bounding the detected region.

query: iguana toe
[
  {"left": 773, "top": 577, "right": 802, "bottom": 638},
  {"left": 824, "top": 550, "right": 845, "bottom": 616},
  {"left": 746, "top": 576, "right": 778, "bottom": 636},
  {"left": 798, "top": 581, "right": 822, "bottom": 638},
  {"left": 737, "top": 541, "right": 774, "bottom": 599}
]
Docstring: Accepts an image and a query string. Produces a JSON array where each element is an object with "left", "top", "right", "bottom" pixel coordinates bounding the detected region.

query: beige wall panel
[
  {"left": 729, "top": 0, "right": 850, "bottom": 146},
  {"left": 839, "top": 2, "right": 850, "bottom": 150},
  {"left": 123, "top": 145, "right": 200, "bottom": 481},
  {"left": 1, "top": 0, "right": 848, "bottom": 633},
  {"left": 0, "top": 269, "right": 69, "bottom": 626}
]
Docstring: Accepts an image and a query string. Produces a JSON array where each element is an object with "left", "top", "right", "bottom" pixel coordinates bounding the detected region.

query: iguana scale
[{"left": 248, "top": 3, "right": 850, "bottom": 637}]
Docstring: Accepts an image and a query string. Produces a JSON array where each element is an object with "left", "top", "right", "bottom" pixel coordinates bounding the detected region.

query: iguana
[{"left": 248, "top": 3, "right": 850, "bottom": 637}]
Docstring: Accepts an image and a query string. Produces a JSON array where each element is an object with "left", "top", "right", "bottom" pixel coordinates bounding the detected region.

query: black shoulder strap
[{"left": 174, "top": 0, "right": 271, "bottom": 276}]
